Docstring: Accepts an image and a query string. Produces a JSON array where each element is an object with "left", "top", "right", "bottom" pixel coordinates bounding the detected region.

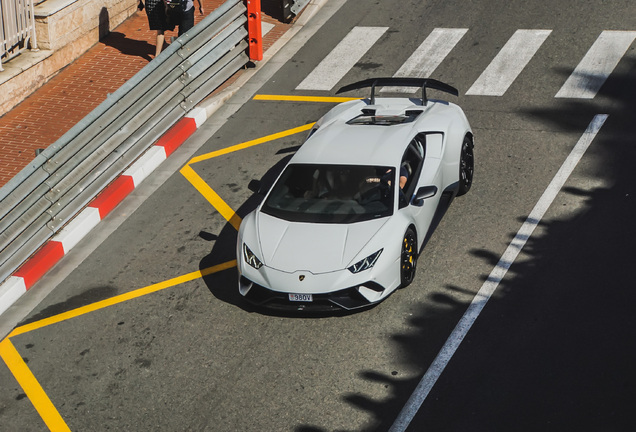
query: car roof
[{"left": 292, "top": 97, "right": 456, "bottom": 167}]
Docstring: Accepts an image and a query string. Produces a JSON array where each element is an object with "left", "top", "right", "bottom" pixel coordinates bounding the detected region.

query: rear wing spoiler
[{"left": 336, "top": 77, "right": 458, "bottom": 105}]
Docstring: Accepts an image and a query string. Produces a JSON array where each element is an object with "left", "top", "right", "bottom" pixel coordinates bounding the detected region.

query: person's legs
[
  {"left": 155, "top": 30, "right": 165, "bottom": 57},
  {"left": 178, "top": 7, "right": 195, "bottom": 36}
]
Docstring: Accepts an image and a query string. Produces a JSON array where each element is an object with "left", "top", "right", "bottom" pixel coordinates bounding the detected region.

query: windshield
[{"left": 262, "top": 164, "right": 395, "bottom": 223}]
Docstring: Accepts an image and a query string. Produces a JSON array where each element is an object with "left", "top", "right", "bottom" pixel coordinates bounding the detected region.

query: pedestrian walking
[
  {"left": 178, "top": 0, "right": 204, "bottom": 36},
  {"left": 138, "top": 0, "right": 175, "bottom": 58}
]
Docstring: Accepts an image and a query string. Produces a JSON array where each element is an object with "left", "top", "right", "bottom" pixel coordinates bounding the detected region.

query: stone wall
[
  {"left": 35, "top": 0, "right": 137, "bottom": 50},
  {"left": 0, "top": 0, "right": 138, "bottom": 116}
]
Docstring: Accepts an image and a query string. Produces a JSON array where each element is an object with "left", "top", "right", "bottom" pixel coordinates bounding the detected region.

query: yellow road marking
[
  {"left": 254, "top": 95, "right": 360, "bottom": 103},
  {"left": 9, "top": 260, "right": 236, "bottom": 338},
  {"left": 187, "top": 123, "right": 314, "bottom": 165},
  {"left": 182, "top": 122, "right": 315, "bottom": 230},
  {"left": 180, "top": 165, "right": 243, "bottom": 231},
  {"left": 0, "top": 338, "right": 70, "bottom": 431},
  {"left": 3, "top": 260, "right": 235, "bottom": 430},
  {"left": 3, "top": 120, "right": 316, "bottom": 431}
]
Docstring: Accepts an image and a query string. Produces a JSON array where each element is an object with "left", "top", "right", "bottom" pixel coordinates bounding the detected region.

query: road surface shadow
[{"left": 293, "top": 59, "right": 636, "bottom": 431}]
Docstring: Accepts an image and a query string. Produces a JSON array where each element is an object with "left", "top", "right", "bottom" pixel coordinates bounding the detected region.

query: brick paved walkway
[{"left": 0, "top": 1, "right": 291, "bottom": 188}]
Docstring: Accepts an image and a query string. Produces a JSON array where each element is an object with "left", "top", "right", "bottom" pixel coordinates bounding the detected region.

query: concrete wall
[
  {"left": 0, "top": 0, "right": 138, "bottom": 116},
  {"left": 35, "top": 0, "right": 136, "bottom": 50}
]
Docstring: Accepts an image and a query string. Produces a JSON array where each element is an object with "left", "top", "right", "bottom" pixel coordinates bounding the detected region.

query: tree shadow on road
[{"left": 291, "top": 59, "right": 636, "bottom": 431}]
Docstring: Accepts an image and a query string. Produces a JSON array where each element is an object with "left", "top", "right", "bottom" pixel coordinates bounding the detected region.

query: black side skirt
[{"left": 419, "top": 183, "right": 459, "bottom": 254}]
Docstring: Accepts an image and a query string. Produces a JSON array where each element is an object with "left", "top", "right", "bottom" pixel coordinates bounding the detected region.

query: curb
[
  {"left": 0, "top": 0, "right": 329, "bottom": 317},
  {"left": 0, "top": 109, "right": 206, "bottom": 316}
]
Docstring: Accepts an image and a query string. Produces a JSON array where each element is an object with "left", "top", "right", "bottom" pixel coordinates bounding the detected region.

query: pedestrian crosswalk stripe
[
  {"left": 555, "top": 30, "right": 636, "bottom": 99},
  {"left": 466, "top": 29, "right": 552, "bottom": 96},
  {"left": 295, "top": 26, "right": 634, "bottom": 99},
  {"left": 296, "top": 26, "right": 389, "bottom": 91},
  {"left": 382, "top": 28, "right": 468, "bottom": 93}
]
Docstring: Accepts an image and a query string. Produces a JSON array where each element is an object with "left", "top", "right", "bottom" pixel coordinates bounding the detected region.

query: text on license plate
[{"left": 289, "top": 293, "right": 313, "bottom": 302}]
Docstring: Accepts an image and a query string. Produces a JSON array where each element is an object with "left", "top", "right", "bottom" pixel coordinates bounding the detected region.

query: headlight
[
  {"left": 348, "top": 249, "right": 383, "bottom": 273},
  {"left": 243, "top": 243, "right": 263, "bottom": 269}
]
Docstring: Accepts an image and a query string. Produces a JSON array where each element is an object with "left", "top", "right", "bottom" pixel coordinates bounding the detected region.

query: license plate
[{"left": 289, "top": 293, "right": 313, "bottom": 302}]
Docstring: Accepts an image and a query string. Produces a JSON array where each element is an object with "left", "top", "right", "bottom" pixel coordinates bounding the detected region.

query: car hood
[{"left": 256, "top": 213, "right": 388, "bottom": 274}]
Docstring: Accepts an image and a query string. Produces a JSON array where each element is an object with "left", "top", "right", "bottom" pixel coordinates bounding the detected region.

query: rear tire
[
  {"left": 457, "top": 135, "right": 474, "bottom": 196},
  {"left": 400, "top": 228, "right": 417, "bottom": 287}
]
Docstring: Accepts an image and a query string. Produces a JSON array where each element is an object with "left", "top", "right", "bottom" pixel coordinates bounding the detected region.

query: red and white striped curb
[
  {"left": 0, "top": 0, "right": 332, "bottom": 318},
  {"left": 0, "top": 108, "right": 208, "bottom": 316}
]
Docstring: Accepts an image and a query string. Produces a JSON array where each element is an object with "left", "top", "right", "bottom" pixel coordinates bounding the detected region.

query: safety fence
[
  {"left": 0, "top": 0, "right": 250, "bottom": 284},
  {"left": 0, "top": 0, "right": 38, "bottom": 71}
]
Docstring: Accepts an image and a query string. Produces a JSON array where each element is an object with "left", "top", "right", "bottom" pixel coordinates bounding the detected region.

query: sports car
[{"left": 236, "top": 77, "right": 474, "bottom": 312}]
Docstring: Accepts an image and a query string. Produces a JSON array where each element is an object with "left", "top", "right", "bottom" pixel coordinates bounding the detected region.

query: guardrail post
[{"left": 246, "top": 0, "right": 262, "bottom": 61}]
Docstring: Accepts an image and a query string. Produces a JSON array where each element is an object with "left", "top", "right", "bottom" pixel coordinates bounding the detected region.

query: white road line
[
  {"left": 556, "top": 30, "right": 636, "bottom": 99},
  {"left": 388, "top": 114, "right": 609, "bottom": 432},
  {"left": 382, "top": 28, "right": 468, "bottom": 93},
  {"left": 466, "top": 29, "right": 552, "bottom": 96},
  {"left": 296, "top": 26, "right": 388, "bottom": 91}
]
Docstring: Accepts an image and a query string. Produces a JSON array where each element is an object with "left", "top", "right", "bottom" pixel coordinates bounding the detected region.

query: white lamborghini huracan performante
[{"left": 237, "top": 78, "right": 474, "bottom": 312}]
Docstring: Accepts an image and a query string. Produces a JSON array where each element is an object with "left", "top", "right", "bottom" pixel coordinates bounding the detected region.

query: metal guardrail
[
  {"left": 0, "top": 0, "right": 249, "bottom": 283},
  {"left": 0, "top": 0, "right": 38, "bottom": 71}
]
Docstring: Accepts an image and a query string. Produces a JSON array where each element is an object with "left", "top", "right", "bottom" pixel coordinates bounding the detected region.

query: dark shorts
[
  {"left": 146, "top": 0, "right": 175, "bottom": 31},
  {"left": 178, "top": 7, "right": 195, "bottom": 36}
]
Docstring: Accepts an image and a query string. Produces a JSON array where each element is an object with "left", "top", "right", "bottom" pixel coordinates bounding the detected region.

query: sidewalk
[{"left": 0, "top": 0, "right": 293, "bottom": 188}]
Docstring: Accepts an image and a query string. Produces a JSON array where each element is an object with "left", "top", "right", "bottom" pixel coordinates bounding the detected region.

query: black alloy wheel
[
  {"left": 400, "top": 228, "right": 417, "bottom": 287},
  {"left": 457, "top": 135, "right": 474, "bottom": 196}
]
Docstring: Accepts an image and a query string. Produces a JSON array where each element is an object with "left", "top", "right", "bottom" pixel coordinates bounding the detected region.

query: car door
[{"left": 399, "top": 133, "right": 445, "bottom": 250}]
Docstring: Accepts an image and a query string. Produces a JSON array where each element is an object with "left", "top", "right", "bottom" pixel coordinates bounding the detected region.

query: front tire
[
  {"left": 457, "top": 135, "right": 474, "bottom": 196},
  {"left": 400, "top": 228, "right": 417, "bottom": 287}
]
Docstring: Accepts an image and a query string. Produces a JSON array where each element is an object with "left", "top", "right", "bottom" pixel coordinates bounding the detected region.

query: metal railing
[
  {"left": 0, "top": 0, "right": 38, "bottom": 71},
  {"left": 0, "top": 0, "right": 249, "bottom": 283}
]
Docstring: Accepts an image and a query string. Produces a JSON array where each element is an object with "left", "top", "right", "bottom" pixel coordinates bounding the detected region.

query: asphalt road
[{"left": 2, "top": 0, "right": 636, "bottom": 431}]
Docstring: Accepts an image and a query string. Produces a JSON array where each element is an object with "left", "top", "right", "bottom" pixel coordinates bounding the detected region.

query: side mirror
[
  {"left": 248, "top": 179, "right": 262, "bottom": 194},
  {"left": 248, "top": 179, "right": 270, "bottom": 195},
  {"left": 412, "top": 185, "right": 438, "bottom": 206}
]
